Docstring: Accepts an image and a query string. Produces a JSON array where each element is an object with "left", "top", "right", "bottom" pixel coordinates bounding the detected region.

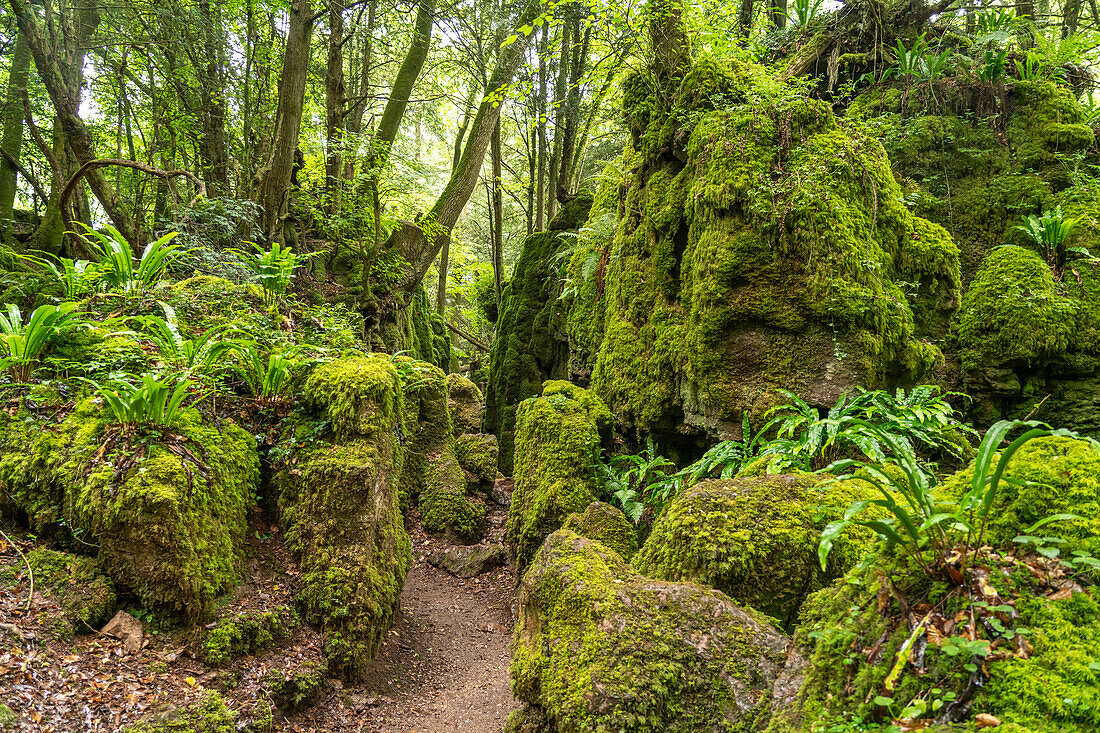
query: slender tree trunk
[
  {"left": 535, "top": 25, "right": 548, "bottom": 231},
  {"left": 556, "top": 19, "right": 589, "bottom": 203},
  {"left": 343, "top": 0, "right": 377, "bottom": 183},
  {"left": 197, "top": 0, "right": 229, "bottom": 194},
  {"left": 491, "top": 117, "right": 503, "bottom": 307},
  {"left": 255, "top": 0, "right": 313, "bottom": 243},
  {"left": 650, "top": 0, "right": 692, "bottom": 94},
  {"left": 1063, "top": 0, "right": 1081, "bottom": 37},
  {"left": 437, "top": 85, "right": 477, "bottom": 315},
  {"left": 547, "top": 22, "right": 570, "bottom": 222},
  {"left": 326, "top": 0, "right": 347, "bottom": 208},
  {"left": 770, "top": 0, "right": 787, "bottom": 28},
  {"left": 391, "top": 0, "right": 544, "bottom": 291},
  {"left": 527, "top": 119, "right": 535, "bottom": 235},
  {"left": 0, "top": 26, "right": 30, "bottom": 245}
]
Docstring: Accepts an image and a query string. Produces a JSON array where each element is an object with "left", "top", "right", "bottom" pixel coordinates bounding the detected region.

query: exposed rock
[
  {"left": 399, "top": 359, "right": 485, "bottom": 543},
  {"left": 632, "top": 474, "right": 878, "bottom": 630},
  {"left": 101, "top": 610, "right": 142, "bottom": 654},
  {"left": 505, "top": 383, "right": 605, "bottom": 571},
  {"left": 427, "top": 543, "right": 507, "bottom": 578},
  {"left": 488, "top": 477, "right": 513, "bottom": 507},
  {"left": 561, "top": 501, "right": 637, "bottom": 560},
  {"left": 447, "top": 373, "right": 484, "bottom": 436},
  {"left": 454, "top": 433, "right": 498, "bottom": 492},
  {"left": 276, "top": 355, "right": 411, "bottom": 678},
  {"left": 510, "top": 529, "right": 798, "bottom": 731}
]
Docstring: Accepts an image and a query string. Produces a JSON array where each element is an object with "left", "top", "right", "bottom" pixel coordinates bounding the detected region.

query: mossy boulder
[
  {"left": 1, "top": 548, "right": 116, "bottom": 637},
  {"left": 485, "top": 190, "right": 595, "bottom": 474},
  {"left": 123, "top": 692, "right": 238, "bottom": 733},
  {"left": 277, "top": 355, "right": 411, "bottom": 678},
  {"left": 447, "top": 372, "right": 484, "bottom": 436},
  {"left": 16, "top": 401, "right": 258, "bottom": 624},
  {"left": 590, "top": 53, "right": 956, "bottom": 445},
  {"left": 505, "top": 384, "right": 605, "bottom": 571},
  {"left": 560, "top": 501, "right": 636, "bottom": 560},
  {"left": 260, "top": 659, "right": 327, "bottom": 713},
  {"left": 632, "top": 475, "right": 877, "bottom": 630},
  {"left": 940, "top": 436, "right": 1100, "bottom": 559},
  {"left": 49, "top": 323, "right": 148, "bottom": 376},
  {"left": 201, "top": 607, "right": 298, "bottom": 665},
  {"left": 510, "top": 529, "right": 795, "bottom": 731},
  {"left": 454, "top": 433, "right": 498, "bottom": 492},
  {"left": 399, "top": 360, "right": 485, "bottom": 542}
]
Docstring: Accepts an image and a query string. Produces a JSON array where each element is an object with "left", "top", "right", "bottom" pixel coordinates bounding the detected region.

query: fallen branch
[{"left": 446, "top": 321, "right": 490, "bottom": 352}]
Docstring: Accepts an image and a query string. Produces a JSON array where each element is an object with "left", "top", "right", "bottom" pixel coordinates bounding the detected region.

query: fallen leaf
[{"left": 975, "top": 713, "right": 1001, "bottom": 728}]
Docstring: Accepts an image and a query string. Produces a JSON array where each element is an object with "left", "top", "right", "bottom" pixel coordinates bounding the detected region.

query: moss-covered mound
[
  {"left": 123, "top": 691, "right": 239, "bottom": 733},
  {"left": 633, "top": 475, "right": 877, "bottom": 630},
  {"left": 399, "top": 360, "right": 485, "bottom": 542},
  {"left": 560, "top": 501, "right": 636, "bottom": 560},
  {"left": 447, "top": 372, "right": 484, "bottom": 436},
  {"left": 276, "top": 355, "right": 412, "bottom": 678},
  {"left": 940, "top": 436, "right": 1100, "bottom": 559},
  {"left": 584, "top": 53, "right": 956, "bottom": 444},
  {"left": 201, "top": 606, "right": 298, "bottom": 665},
  {"left": 485, "top": 191, "right": 595, "bottom": 474},
  {"left": 260, "top": 659, "right": 327, "bottom": 713},
  {"left": 1, "top": 400, "right": 258, "bottom": 623},
  {"left": 510, "top": 529, "right": 793, "bottom": 732},
  {"left": 505, "top": 383, "right": 605, "bottom": 570},
  {"left": 1, "top": 548, "right": 117, "bottom": 637},
  {"left": 454, "top": 433, "right": 498, "bottom": 492}
]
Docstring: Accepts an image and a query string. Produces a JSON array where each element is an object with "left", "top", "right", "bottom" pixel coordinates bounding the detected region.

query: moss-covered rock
[
  {"left": 386, "top": 286, "right": 452, "bottom": 370},
  {"left": 632, "top": 475, "right": 877, "bottom": 630},
  {"left": 511, "top": 529, "right": 794, "bottom": 731},
  {"left": 485, "top": 191, "right": 595, "bottom": 474},
  {"left": 201, "top": 607, "right": 297, "bottom": 665},
  {"left": 4, "top": 400, "right": 258, "bottom": 623},
  {"left": 454, "top": 433, "right": 498, "bottom": 492},
  {"left": 260, "top": 659, "right": 327, "bottom": 713},
  {"left": 447, "top": 372, "right": 484, "bottom": 436},
  {"left": 399, "top": 360, "right": 485, "bottom": 542},
  {"left": 560, "top": 501, "right": 636, "bottom": 560},
  {"left": 277, "top": 354, "right": 411, "bottom": 678},
  {"left": 1, "top": 548, "right": 117, "bottom": 637},
  {"left": 589, "top": 53, "right": 956, "bottom": 446},
  {"left": 505, "top": 384, "right": 605, "bottom": 571},
  {"left": 940, "top": 436, "right": 1100, "bottom": 559},
  {"left": 123, "top": 691, "right": 238, "bottom": 733}
]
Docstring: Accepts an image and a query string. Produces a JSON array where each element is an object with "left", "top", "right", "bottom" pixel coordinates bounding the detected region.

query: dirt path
[{"left": 296, "top": 502, "right": 520, "bottom": 732}]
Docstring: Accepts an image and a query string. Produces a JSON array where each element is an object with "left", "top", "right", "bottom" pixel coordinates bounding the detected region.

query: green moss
[
  {"left": 447, "top": 372, "right": 484, "bottom": 436},
  {"left": 388, "top": 286, "right": 452, "bottom": 370},
  {"left": 511, "top": 529, "right": 791, "bottom": 731},
  {"left": 276, "top": 355, "right": 411, "bottom": 678},
  {"left": 260, "top": 659, "right": 327, "bottom": 713},
  {"left": 590, "top": 56, "right": 957, "bottom": 442},
  {"left": 0, "top": 703, "right": 13, "bottom": 728},
  {"left": 486, "top": 190, "right": 595, "bottom": 474},
  {"left": 0, "top": 549, "right": 117, "bottom": 637},
  {"left": 123, "top": 691, "right": 237, "bottom": 733},
  {"left": 951, "top": 246, "right": 1077, "bottom": 374},
  {"left": 49, "top": 324, "right": 148, "bottom": 376},
  {"left": 940, "top": 436, "right": 1100, "bottom": 558},
  {"left": 561, "top": 501, "right": 637, "bottom": 560},
  {"left": 1008, "top": 81, "right": 1094, "bottom": 176},
  {"left": 505, "top": 385, "right": 604, "bottom": 570},
  {"left": 201, "top": 607, "right": 297, "bottom": 665},
  {"left": 633, "top": 475, "right": 876, "bottom": 630},
  {"left": 454, "top": 433, "right": 498, "bottom": 491}
]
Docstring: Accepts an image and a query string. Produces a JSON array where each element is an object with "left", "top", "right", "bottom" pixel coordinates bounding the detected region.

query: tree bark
[
  {"left": 325, "top": 0, "right": 347, "bottom": 206},
  {"left": 0, "top": 25, "right": 31, "bottom": 245},
  {"left": 196, "top": 0, "right": 230, "bottom": 195},
  {"left": 343, "top": 0, "right": 377, "bottom": 183},
  {"left": 649, "top": 0, "right": 691, "bottom": 91},
  {"left": 255, "top": 0, "right": 313, "bottom": 243},
  {"left": 535, "top": 25, "right": 548, "bottom": 231},
  {"left": 547, "top": 22, "right": 570, "bottom": 222},
  {"left": 391, "top": 0, "right": 544, "bottom": 292},
  {"left": 11, "top": 0, "right": 139, "bottom": 245},
  {"left": 556, "top": 17, "right": 589, "bottom": 203},
  {"left": 490, "top": 117, "right": 503, "bottom": 307}
]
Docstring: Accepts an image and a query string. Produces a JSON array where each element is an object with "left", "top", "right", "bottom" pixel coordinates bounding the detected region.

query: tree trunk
[
  {"left": 491, "top": 117, "right": 503, "bottom": 307},
  {"left": 770, "top": 0, "right": 788, "bottom": 28},
  {"left": 535, "top": 25, "right": 548, "bottom": 231},
  {"left": 343, "top": 0, "right": 377, "bottom": 183},
  {"left": 737, "top": 0, "right": 756, "bottom": 37},
  {"left": 556, "top": 18, "right": 589, "bottom": 203},
  {"left": 547, "top": 22, "right": 570, "bottom": 222},
  {"left": 649, "top": 0, "right": 692, "bottom": 92},
  {"left": 11, "top": 0, "right": 139, "bottom": 245},
  {"left": 197, "top": 0, "right": 229, "bottom": 195},
  {"left": 391, "top": 0, "right": 543, "bottom": 291},
  {"left": 255, "top": 0, "right": 313, "bottom": 243},
  {"left": 325, "top": 0, "right": 347, "bottom": 207},
  {"left": 1063, "top": 0, "right": 1081, "bottom": 37},
  {"left": 0, "top": 25, "right": 30, "bottom": 246}
]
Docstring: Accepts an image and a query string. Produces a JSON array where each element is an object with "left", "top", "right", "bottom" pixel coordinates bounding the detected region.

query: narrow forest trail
[{"left": 296, "top": 500, "right": 521, "bottom": 732}]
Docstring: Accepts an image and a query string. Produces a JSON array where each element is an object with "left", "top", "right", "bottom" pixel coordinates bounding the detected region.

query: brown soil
[{"left": 0, "top": 502, "right": 519, "bottom": 732}]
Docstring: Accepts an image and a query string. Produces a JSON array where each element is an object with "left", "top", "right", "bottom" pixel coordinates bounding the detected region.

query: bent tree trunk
[
  {"left": 0, "top": 25, "right": 30, "bottom": 246},
  {"left": 392, "top": 0, "right": 544, "bottom": 292},
  {"left": 11, "top": 0, "right": 139, "bottom": 246}
]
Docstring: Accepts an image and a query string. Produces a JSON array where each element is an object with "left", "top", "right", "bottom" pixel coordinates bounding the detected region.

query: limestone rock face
[
  {"left": 276, "top": 355, "right": 411, "bottom": 678},
  {"left": 561, "top": 501, "right": 637, "bottom": 560},
  {"left": 505, "top": 383, "right": 606, "bottom": 571},
  {"left": 427, "top": 543, "right": 507, "bottom": 578},
  {"left": 632, "top": 474, "right": 877, "bottom": 630},
  {"left": 510, "top": 530, "right": 798, "bottom": 732},
  {"left": 447, "top": 372, "right": 485, "bottom": 436}
]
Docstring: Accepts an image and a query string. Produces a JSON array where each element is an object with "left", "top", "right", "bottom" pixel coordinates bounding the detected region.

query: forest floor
[{"left": 0, "top": 500, "right": 519, "bottom": 732}]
